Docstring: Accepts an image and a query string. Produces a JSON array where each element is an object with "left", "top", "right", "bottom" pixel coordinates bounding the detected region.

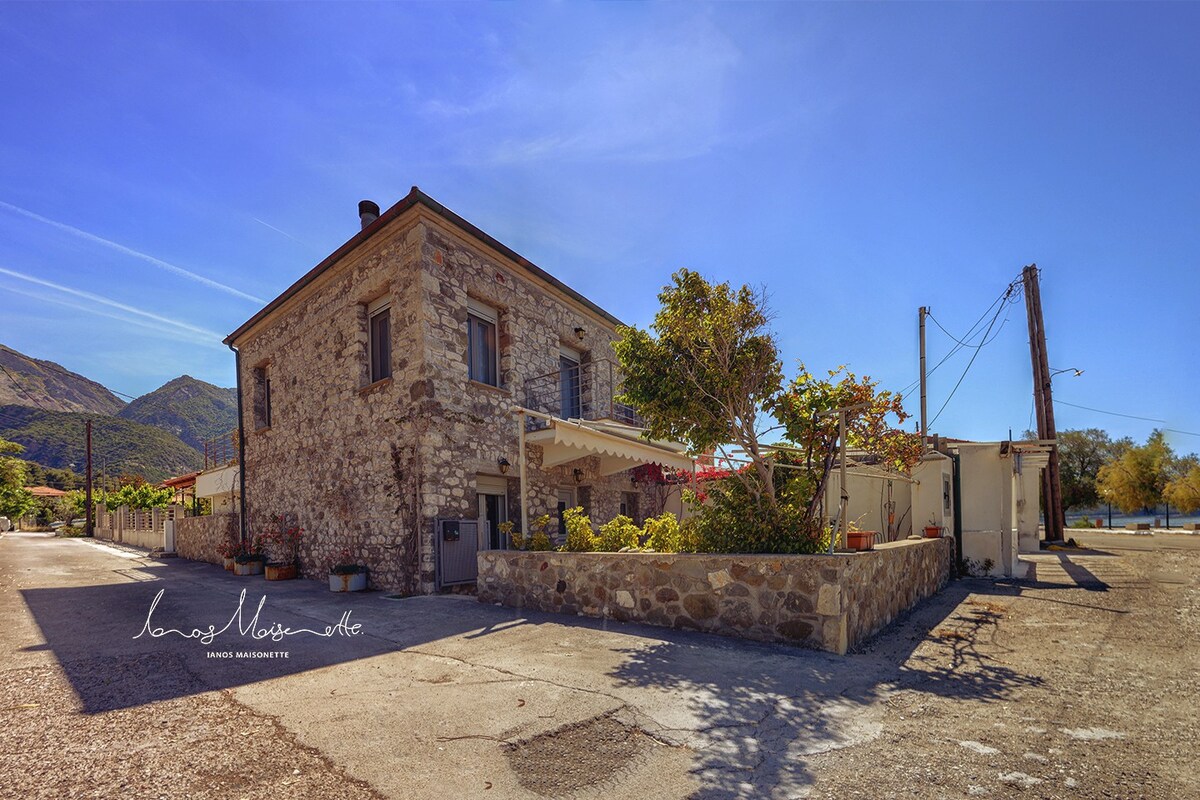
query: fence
[
  {"left": 523, "top": 358, "right": 642, "bottom": 429},
  {"left": 203, "top": 429, "right": 240, "bottom": 470},
  {"left": 94, "top": 503, "right": 186, "bottom": 552}
]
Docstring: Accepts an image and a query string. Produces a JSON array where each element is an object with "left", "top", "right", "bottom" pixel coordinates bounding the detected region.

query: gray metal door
[{"left": 437, "top": 519, "right": 481, "bottom": 587}]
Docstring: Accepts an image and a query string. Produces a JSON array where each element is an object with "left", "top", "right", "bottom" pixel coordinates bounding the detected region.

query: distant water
[{"left": 1065, "top": 510, "right": 1200, "bottom": 528}]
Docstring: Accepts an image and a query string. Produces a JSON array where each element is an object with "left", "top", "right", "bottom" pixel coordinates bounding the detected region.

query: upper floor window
[
  {"left": 467, "top": 299, "right": 499, "bottom": 387},
  {"left": 368, "top": 296, "right": 391, "bottom": 383},
  {"left": 253, "top": 365, "right": 272, "bottom": 430}
]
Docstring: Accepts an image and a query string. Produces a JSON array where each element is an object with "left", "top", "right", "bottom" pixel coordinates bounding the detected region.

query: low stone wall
[
  {"left": 175, "top": 513, "right": 239, "bottom": 565},
  {"left": 477, "top": 538, "right": 954, "bottom": 654}
]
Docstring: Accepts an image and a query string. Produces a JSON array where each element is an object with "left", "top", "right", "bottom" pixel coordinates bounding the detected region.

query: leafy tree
[
  {"left": 1164, "top": 465, "right": 1200, "bottom": 514},
  {"left": 0, "top": 437, "right": 35, "bottom": 521},
  {"left": 101, "top": 482, "right": 173, "bottom": 510},
  {"left": 617, "top": 269, "right": 919, "bottom": 553},
  {"left": 1096, "top": 430, "right": 1175, "bottom": 513},
  {"left": 1052, "top": 429, "right": 1132, "bottom": 510}
]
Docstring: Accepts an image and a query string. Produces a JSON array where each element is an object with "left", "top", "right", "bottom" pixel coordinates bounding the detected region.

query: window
[
  {"left": 253, "top": 365, "right": 272, "bottom": 430},
  {"left": 368, "top": 296, "right": 391, "bottom": 382},
  {"left": 466, "top": 299, "right": 498, "bottom": 386},
  {"left": 559, "top": 345, "right": 582, "bottom": 419}
]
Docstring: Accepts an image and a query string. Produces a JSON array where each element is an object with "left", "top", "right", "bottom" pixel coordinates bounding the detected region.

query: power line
[
  {"left": 1055, "top": 399, "right": 1200, "bottom": 438},
  {"left": 927, "top": 277, "right": 1022, "bottom": 426}
]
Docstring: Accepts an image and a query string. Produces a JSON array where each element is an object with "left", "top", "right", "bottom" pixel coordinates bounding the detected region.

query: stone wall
[
  {"left": 175, "top": 513, "right": 239, "bottom": 565},
  {"left": 234, "top": 199, "right": 658, "bottom": 595},
  {"left": 477, "top": 538, "right": 954, "bottom": 654}
]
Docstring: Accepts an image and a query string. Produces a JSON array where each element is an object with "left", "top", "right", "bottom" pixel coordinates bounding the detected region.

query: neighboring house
[
  {"left": 824, "top": 436, "right": 1051, "bottom": 577},
  {"left": 225, "top": 188, "right": 692, "bottom": 595}
]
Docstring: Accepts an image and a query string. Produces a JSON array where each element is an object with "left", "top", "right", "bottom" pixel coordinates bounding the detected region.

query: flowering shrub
[
  {"left": 233, "top": 534, "right": 265, "bottom": 563},
  {"left": 262, "top": 514, "right": 303, "bottom": 565}
]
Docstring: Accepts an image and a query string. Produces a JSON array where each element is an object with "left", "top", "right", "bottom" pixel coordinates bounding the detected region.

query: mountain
[
  {"left": 0, "top": 344, "right": 125, "bottom": 415},
  {"left": 0, "top": 404, "right": 202, "bottom": 483},
  {"left": 117, "top": 375, "right": 237, "bottom": 452}
]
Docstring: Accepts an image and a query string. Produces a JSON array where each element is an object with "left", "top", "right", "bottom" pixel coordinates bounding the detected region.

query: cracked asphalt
[{"left": 1, "top": 530, "right": 1195, "bottom": 798}]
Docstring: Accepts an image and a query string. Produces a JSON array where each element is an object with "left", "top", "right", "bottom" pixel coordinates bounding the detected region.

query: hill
[
  {"left": 117, "top": 375, "right": 237, "bottom": 452},
  {"left": 0, "top": 404, "right": 202, "bottom": 483},
  {"left": 0, "top": 344, "right": 125, "bottom": 415}
]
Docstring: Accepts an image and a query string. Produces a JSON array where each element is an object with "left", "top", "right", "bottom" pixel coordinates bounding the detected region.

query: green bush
[
  {"left": 644, "top": 512, "right": 683, "bottom": 553},
  {"left": 528, "top": 532, "right": 552, "bottom": 551},
  {"left": 1069, "top": 516, "right": 1097, "bottom": 529},
  {"left": 560, "top": 506, "right": 596, "bottom": 552},
  {"left": 685, "top": 470, "right": 827, "bottom": 555},
  {"left": 596, "top": 515, "right": 641, "bottom": 551}
]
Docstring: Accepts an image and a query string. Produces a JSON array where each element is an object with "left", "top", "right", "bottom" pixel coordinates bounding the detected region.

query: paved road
[{"left": 1, "top": 531, "right": 1196, "bottom": 798}]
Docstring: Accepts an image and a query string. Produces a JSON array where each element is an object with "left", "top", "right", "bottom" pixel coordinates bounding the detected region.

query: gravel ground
[
  {"left": 803, "top": 532, "right": 1200, "bottom": 799},
  {"left": 0, "top": 654, "right": 381, "bottom": 799}
]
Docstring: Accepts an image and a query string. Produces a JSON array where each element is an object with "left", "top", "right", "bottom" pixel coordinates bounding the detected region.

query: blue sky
[{"left": 0, "top": 2, "right": 1196, "bottom": 450}]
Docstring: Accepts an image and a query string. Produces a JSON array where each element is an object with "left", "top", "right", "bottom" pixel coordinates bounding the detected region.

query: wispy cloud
[
  {"left": 0, "top": 199, "right": 265, "bottom": 303},
  {"left": 251, "top": 216, "right": 317, "bottom": 250},
  {"left": 423, "top": 15, "right": 742, "bottom": 166},
  {"left": 0, "top": 283, "right": 225, "bottom": 350},
  {"left": 0, "top": 266, "right": 225, "bottom": 344}
]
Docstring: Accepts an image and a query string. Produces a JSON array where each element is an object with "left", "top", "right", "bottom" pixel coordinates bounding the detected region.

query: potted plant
[
  {"left": 217, "top": 539, "right": 238, "bottom": 571},
  {"left": 233, "top": 535, "right": 265, "bottom": 576},
  {"left": 263, "top": 515, "right": 302, "bottom": 581},
  {"left": 923, "top": 517, "right": 943, "bottom": 538},
  {"left": 844, "top": 516, "right": 876, "bottom": 551},
  {"left": 329, "top": 548, "right": 367, "bottom": 592}
]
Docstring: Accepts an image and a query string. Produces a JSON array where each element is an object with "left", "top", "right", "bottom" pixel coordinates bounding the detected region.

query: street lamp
[{"left": 1050, "top": 367, "right": 1084, "bottom": 379}]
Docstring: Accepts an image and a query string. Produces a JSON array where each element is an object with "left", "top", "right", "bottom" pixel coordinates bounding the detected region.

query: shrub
[
  {"left": 560, "top": 506, "right": 596, "bottom": 552},
  {"left": 684, "top": 472, "right": 826, "bottom": 555},
  {"left": 528, "top": 532, "right": 552, "bottom": 551},
  {"left": 597, "top": 515, "right": 641, "bottom": 552},
  {"left": 643, "top": 512, "right": 681, "bottom": 552},
  {"left": 499, "top": 520, "right": 524, "bottom": 550},
  {"left": 1069, "top": 516, "right": 1097, "bottom": 529}
]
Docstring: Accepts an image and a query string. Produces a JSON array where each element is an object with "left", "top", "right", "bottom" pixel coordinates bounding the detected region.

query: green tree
[
  {"left": 102, "top": 482, "right": 173, "bottom": 510},
  {"left": 1054, "top": 429, "right": 1132, "bottom": 510},
  {"left": 1096, "top": 430, "right": 1174, "bottom": 513},
  {"left": 616, "top": 269, "right": 919, "bottom": 553},
  {"left": 0, "top": 437, "right": 35, "bottom": 521}
]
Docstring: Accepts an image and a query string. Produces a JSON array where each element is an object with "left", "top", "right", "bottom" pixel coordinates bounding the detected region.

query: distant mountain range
[
  {"left": 0, "top": 344, "right": 238, "bottom": 482},
  {"left": 118, "top": 375, "right": 238, "bottom": 452},
  {"left": 0, "top": 344, "right": 125, "bottom": 415}
]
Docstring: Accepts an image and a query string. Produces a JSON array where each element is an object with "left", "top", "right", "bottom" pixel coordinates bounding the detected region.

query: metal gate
[{"left": 436, "top": 519, "right": 481, "bottom": 588}]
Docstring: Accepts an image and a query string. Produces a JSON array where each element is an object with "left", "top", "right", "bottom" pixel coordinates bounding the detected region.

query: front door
[
  {"left": 556, "top": 486, "right": 576, "bottom": 543},
  {"left": 477, "top": 476, "right": 508, "bottom": 550}
]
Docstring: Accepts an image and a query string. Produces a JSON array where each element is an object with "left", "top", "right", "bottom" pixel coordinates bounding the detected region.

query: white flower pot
[{"left": 329, "top": 571, "right": 367, "bottom": 592}]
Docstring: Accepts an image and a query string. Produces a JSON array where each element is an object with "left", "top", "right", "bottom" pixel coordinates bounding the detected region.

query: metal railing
[
  {"left": 203, "top": 429, "right": 239, "bottom": 470},
  {"left": 523, "top": 358, "right": 642, "bottom": 430}
]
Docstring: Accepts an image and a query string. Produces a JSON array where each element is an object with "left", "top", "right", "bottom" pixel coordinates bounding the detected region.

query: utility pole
[
  {"left": 1022, "top": 264, "right": 1064, "bottom": 543},
  {"left": 919, "top": 306, "right": 928, "bottom": 441},
  {"left": 85, "top": 420, "right": 94, "bottom": 537}
]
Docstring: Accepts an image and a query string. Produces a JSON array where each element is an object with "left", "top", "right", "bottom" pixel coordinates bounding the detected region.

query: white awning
[{"left": 525, "top": 419, "right": 693, "bottom": 475}]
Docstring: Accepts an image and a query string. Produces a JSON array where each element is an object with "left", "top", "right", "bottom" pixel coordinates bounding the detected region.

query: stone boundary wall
[
  {"left": 175, "top": 513, "right": 240, "bottom": 565},
  {"left": 478, "top": 538, "right": 954, "bottom": 654}
]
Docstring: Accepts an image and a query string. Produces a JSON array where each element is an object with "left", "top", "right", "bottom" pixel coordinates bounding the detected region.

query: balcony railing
[
  {"left": 203, "top": 429, "right": 239, "bottom": 470},
  {"left": 524, "top": 358, "right": 643, "bottom": 430}
]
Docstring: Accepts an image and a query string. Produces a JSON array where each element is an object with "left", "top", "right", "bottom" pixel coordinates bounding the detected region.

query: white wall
[
  {"left": 912, "top": 455, "right": 954, "bottom": 534},
  {"left": 196, "top": 464, "right": 240, "bottom": 513},
  {"left": 824, "top": 471, "right": 913, "bottom": 541}
]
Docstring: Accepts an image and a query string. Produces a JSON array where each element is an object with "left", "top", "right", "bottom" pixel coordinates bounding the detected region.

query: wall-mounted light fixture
[
  {"left": 573, "top": 326, "right": 586, "bottom": 341},
  {"left": 498, "top": 457, "right": 511, "bottom": 475},
  {"left": 572, "top": 468, "right": 584, "bottom": 484}
]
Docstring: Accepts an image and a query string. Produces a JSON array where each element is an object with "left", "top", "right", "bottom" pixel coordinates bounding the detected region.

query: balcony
[{"left": 523, "top": 358, "right": 643, "bottom": 430}]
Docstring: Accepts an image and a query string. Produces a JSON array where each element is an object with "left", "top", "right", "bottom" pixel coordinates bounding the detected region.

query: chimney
[{"left": 358, "top": 200, "right": 380, "bottom": 230}]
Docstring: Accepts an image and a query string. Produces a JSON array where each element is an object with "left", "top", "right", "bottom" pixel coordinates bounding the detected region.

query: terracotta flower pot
[
  {"left": 223, "top": 557, "right": 235, "bottom": 571},
  {"left": 847, "top": 530, "right": 876, "bottom": 551},
  {"left": 924, "top": 526, "right": 942, "bottom": 538},
  {"left": 265, "top": 563, "right": 297, "bottom": 581}
]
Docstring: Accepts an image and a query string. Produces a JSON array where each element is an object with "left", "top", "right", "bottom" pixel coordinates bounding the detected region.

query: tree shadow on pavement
[{"left": 604, "top": 577, "right": 1048, "bottom": 800}]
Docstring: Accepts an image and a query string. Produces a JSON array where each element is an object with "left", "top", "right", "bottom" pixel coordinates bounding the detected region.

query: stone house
[{"left": 224, "top": 188, "right": 692, "bottom": 595}]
